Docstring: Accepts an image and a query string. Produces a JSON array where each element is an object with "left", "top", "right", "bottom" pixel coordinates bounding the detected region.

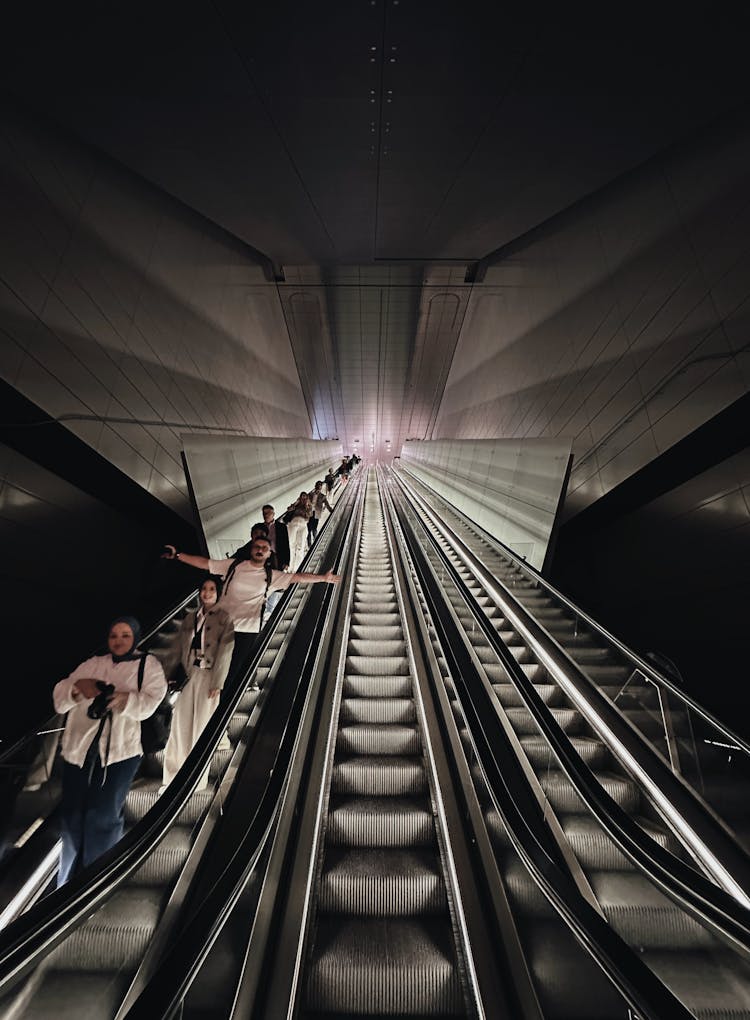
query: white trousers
[
  {"left": 287, "top": 517, "right": 308, "bottom": 571},
  {"left": 162, "top": 666, "right": 221, "bottom": 789}
]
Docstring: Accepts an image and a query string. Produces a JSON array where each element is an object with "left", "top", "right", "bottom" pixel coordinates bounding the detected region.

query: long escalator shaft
[{"left": 304, "top": 475, "right": 465, "bottom": 1017}]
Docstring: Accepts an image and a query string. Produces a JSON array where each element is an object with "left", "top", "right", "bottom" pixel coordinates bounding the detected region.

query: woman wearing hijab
[
  {"left": 161, "top": 577, "right": 234, "bottom": 790},
  {"left": 53, "top": 616, "right": 167, "bottom": 885}
]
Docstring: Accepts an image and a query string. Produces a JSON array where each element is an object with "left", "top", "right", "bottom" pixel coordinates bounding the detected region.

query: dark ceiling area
[{"left": 4, "top": 4, "right": 750, "bottom": 266}]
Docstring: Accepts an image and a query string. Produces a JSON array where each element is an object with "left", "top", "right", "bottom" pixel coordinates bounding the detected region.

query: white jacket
[{"left": 53, "top": 654, "right": 167, "bottom": 768}]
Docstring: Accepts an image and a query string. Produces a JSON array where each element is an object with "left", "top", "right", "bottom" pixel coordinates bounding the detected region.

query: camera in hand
[{"left": 87, "top": 681, "right": 115, "bottom": 719}]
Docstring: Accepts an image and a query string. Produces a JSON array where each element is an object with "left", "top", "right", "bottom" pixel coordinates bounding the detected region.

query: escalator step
[
  {"left": 49, "top": 888, "right": 164, "bottom": 970},
  {"left": 643, "top": 949, "right": 750, "bottom": 1018},
  {"left": 130, "top": 826, "right": 192, "bottom": 885},
  {"left": 340, "top": 697, "right": 416, "bottom": 725},
  {"left": 318, "top": 848, "right": 447, "bottom": 915},
  {"left": 348, "top": 639, "right": 408, "bottom": 657},
  {"left": 125, "top": 787, "right": 213, "bottom": 826},
  {"left": 337, "top": 723, "right": 421, "bottom": 756},
  {"left": 345, "top": 655, "right": 411, "bottom": 676},
  {"left": 562, "top": 815, "right": 673, "bottom": 869},
  {"left": 351, "top": 613, "right": 400, "bottom": 627},
  {"left": 539, "top": 770, "right": 639, "bottom": 813},
  {"left": 504, "top": 706, "right": 584, "bottom": 736},
  {"left": 590, "top": 871, "right": 716, "bottom": 949},
  {"left": 350, "top": 624, "right": 404, "bottom": 640},
  {"left": 343, "top": 674, "right": 413, "bottom": 698},
  {"left": 327, "top": 796, "right": 434, "bottom": 847},
  {"left": 306, "top": 918, "right": 463, "bottom": 1015},
  {"left": 493, "top": 682, "right": 563, "bottom": 708},
  {"left": 332, "top": 755, "right": 427, "bottom": 796},
  {"left": 521, "top": 734, "right": 608, "bottom": 769}
]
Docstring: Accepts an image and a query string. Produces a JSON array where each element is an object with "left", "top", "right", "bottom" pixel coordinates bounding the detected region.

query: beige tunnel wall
[
  {"left": 400, "top": 437, "right": 572, "bottom": 570},
  {"left": 435, "top": 113, "right": 750, "bottom": 522},
  {"left": 182, "top": 435, "right": 343, "bottom": 559},
  {"left": 0, "top": 102, "right": 309, "bottom": 520}
]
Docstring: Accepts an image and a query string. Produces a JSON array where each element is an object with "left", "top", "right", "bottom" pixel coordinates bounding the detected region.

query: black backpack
[{"left": 137, "top": 654, "right": 173, "bottom": 755}]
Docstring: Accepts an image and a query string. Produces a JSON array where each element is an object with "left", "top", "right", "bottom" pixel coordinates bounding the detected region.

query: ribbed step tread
[
  {"left": 125, "top": 787, "right": 213, "bottom": 825},
  {"left": 343, "top": 675, "right": 413, "bottom": 698},
  {"left": 49, "top": 888, "right": 163, "bottom": 970},
  {"left": 346, "top": 655, "right": 410, "bottom": 676},
  {"left": 327, "top": 797, "right": 434, "bottom": 847},
  {"left": 562, "top": 815, "right": 673, "bottom": 869},
  {"left": 332, "top": 756, "right": 427, "bottom": 796},
  {"left": 521, "top": 734, "right": 608, "bottom": 769},
  {"left": 130, "top": 827, "right": 193, "bottom": 885},
  {"left": 318, "top": 849, "right": 447, "bottom": 915},
  {"left": 493, "top": 682, "right": 563, "bottom": 708},
  {"left": 306, "top": 918, "right": 463, "bottom": 1015},
  {"left": 591, "top": 872, "right": 716, "bottom": 949},
  {"left": 540, "top": 770, "right": 639, "bottom": 813},
  {"left": 337, "top": 724, "right": 421, "bottom": 756},
  {"left": 644, "top": 949, "right": 750, "bottom": 1018},
  {"left": 340, "top": 697, "right": 416, "bottom": 725}
]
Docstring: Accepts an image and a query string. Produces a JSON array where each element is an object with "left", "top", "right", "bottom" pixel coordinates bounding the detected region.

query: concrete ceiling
[{"left": 4, "top": 3, "right": 750, "bottom": 470}]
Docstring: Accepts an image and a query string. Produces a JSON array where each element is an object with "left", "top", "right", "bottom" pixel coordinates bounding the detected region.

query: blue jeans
[{"left": 58, "top": 749, "right": 141, "bottom": 886}]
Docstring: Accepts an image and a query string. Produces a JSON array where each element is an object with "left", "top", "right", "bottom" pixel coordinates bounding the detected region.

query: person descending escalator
[
  {"left": 160, "top": 577, "right": 235, "bottom": 791},
  {"left": 161, "top": 538, "right": 341, "bottom": 680},
  {"left": 53, "top": 616, "right": 167, "bottom": 885}
]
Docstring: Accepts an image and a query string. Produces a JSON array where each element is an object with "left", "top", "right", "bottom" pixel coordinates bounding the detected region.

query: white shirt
[
  {"left": 53, "top": 654, "right": 167, "bottom": 768},
  {"left": 209, "top": 558, "right": 295, "bottom": 632}
]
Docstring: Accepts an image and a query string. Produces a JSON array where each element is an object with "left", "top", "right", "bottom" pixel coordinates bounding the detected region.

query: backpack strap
[
  {"left": 258, "top": 561, "right": 274, "bottom": 631},
  {"left": 137, "top": 653, "right": 147, "bottom": 690}
]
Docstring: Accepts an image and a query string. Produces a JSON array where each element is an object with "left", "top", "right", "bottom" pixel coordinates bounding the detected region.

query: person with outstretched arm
[{"left": 162, "top": 537, "right": 341, "bottom": 672}]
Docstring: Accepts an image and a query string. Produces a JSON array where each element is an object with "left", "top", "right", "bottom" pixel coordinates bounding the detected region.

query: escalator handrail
[
  {"left": 389, "top": 471, "right": 750, "bottom": 958},
  {"left": 394, "top": 467, "right": 750, "bottom": 903},
  {"left": 122, "top": 474, "right": 364, "bottom": 1020},
  {"left": 386, "top": 476, "right": 697, "bottom": 1020},
  {"left": 0, "top": 481, "right": 356, "bottom": 993},
  {"left": 397, "top": 463, "right": 750, "bottom": 758}
]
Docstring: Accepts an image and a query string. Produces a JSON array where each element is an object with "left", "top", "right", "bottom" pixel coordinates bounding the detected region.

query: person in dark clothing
[{"left": 261, "top": 504, "right": 290, "bottom": 571}]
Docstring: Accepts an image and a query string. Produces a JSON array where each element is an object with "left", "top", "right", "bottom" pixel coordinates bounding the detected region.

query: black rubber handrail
[
  {"left": 390, "top": 471, "right": 750, "bottom": 956},
  {"left": 388, "top": 478, "right": 698, "bottom": 1020},
  {"left": 397, "top": 464, "right": 750, "bottom": 758},
  {"left": 394, "top": 469, "right": 750, "bottom": 890},
  {"left": 121, "top": 474, "right": 363, "bottom": 1020},
  {"left": 0, "top": 478, "right": 358, "bottom": 995}
]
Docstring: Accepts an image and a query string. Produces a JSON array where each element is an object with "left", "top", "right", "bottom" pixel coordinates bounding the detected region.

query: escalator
[
  {"left": 4, "top": 466, "right": 750, "bottom": 1020},
  {"left": 0, "top": 478, "right": 357, "bottom": 1020},
  {"left": 396, "top": 466, "right": 750, "bottom": 848},
  {"left": 388, "top": 466, "right": 750, "bottom": 1018}
]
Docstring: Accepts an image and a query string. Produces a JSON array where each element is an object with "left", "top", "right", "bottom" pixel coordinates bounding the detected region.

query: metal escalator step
[
  {"left": 493, "top": 682, "right": 563, "bottom": 707},
  {"left": 337, "top": 723, "right": 421, "bottom": 756},
  {"left": 521, "top": 734, "right": 608, "bottom": 769},
  {"left": 352, "top": 601, "right": 398, "bottom": 615},
  {"left": 125, "top": 787, "right": 213, "bottom": 826},
  {"left": 239, "top": 688, "right": 260, "bottom": 713},
  {"left": 502, "top": 855, "right": 553, "bottom": 917},
  {"left": 327, "top": 796, "right": 435, "bottom": 847},
  {"left": 348, "top": 639, "right": 408, "bottom": 657},
  {"left": 130, "top": 826, "right": 192, "bottom": 885},
  {"left": 343, "top": 674, "right": 413, "bottom": 698},
  {"left": 480, "top": 663, "right": 511, "bottom": 683},
  {"left": 505, "top": 645, "right": 536, "bottom": 664},
  {"left": 340, "top": 697, "right": 416, "bottom": 725},
  {"left": 643, "top": 948, "right": 750, "bottom": 1018},
  {"left": 345, "top": 655, "right": 410, "bottom": 676},
  {"left": 351, "top": 613, "right": 402, "bottom": 627},
  {"left": 519, "top": 663, "right": 550, "bottom": 682},
  {"left": 306, "top": 917, "right": 463, "bottom": 1015},
  {"left": 472, "top": 644, "right": 503, "bottom": 665},
  {"left": 504, "top": 706, "right": 584, "bottom": 736},
  {"left": 350, "top": 624, "right": 404, "bottom": 640},
  {"left": 318, "top": 848, "right": 447, "bottom": 915},
  {"left": 540, "top": 770, "right": 639, "bottom": 813},
  {"left": 209, "top": 746, "right": 234, "bottom": 780},
  {"left": 562, "top": 815, "right": 673, "bottom": 869},
  {"left": 228, "top": 712, "right": 250, "bottom": 742},
  {"left": 49, "top": 887, "right": 164, "bottom": 970},
  {"left": 332, "top": 756, "right": 427, "bottom": 796},
  {"left": 590, "top": 872, "right": 716, "bottom": 949},
  {"left": 559, "top": 645, "right": 612, "bottom": 663}
]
